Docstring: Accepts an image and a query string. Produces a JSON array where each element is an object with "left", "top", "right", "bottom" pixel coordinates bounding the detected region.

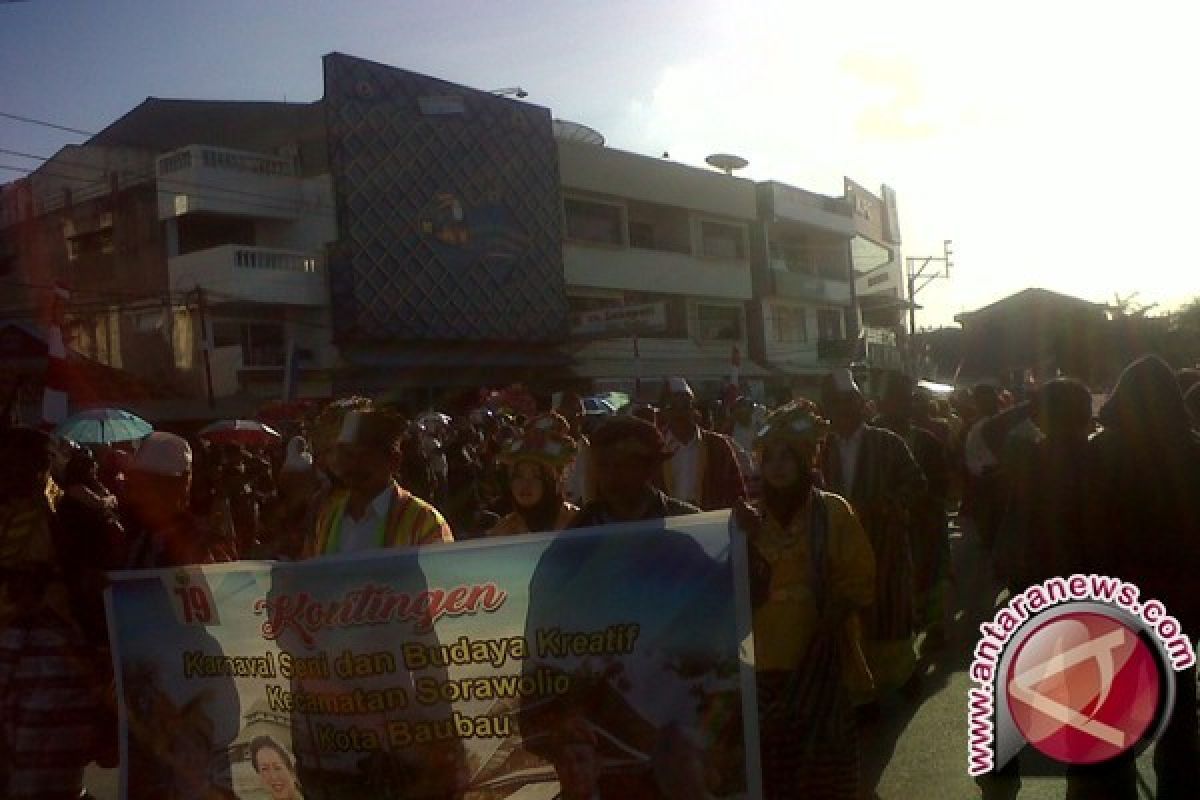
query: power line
[
  {"left": 0, "top": 160, "right": 335, "bottom": 218},
  {"left": 0, "top": 110, "right": 95, "bottom": 138},
  {"left": 0, "top": 277, "right": 185, "bottom": 304},
  {"left": 0, "top": 145, "right": 338, "bottom": 214}
]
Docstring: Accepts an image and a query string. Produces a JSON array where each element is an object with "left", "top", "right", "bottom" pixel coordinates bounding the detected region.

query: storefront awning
[
  {"left": 570, "top": 357, "right": 771, "bottom": 381},
  {"left": 337, "top": 342, "right": 575, "bottom": 391},
  {"left": 343, "top": 342, "right": 571, "bottom": 369},
  {"left": 765, "top": 363, "right": 834, "bottom": 377}
]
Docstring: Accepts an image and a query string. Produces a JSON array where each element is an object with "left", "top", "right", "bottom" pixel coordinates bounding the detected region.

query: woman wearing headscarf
[
  {"left": 486, "top": 413, "right": 579, "bottom": 536},
  {"left": 735, "top": 401, "right": 875, "bottom": 800}
]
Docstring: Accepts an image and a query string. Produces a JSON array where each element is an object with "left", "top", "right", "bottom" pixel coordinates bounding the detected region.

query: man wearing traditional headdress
[
  {"left": 654, "top": 378, "right": 745, "bottom": 511},
  {"left": 571, "top": 416, "right": 699, "bottom": 527},
  {"left": 305, "top": 410, "right": 453, "bottom": 556}
]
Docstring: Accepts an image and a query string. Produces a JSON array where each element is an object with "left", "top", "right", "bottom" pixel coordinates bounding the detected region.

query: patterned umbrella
[
  {"left": 55, "top": 408, "right": 153, "bottom": 444},
  {"left": 198, "top": 419, "right": 282, "bottom": 446}
]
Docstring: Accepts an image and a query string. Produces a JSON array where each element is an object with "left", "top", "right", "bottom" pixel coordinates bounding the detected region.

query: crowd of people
[{"left": 1, "top": 357, "right": 1199, "bottom": 799}]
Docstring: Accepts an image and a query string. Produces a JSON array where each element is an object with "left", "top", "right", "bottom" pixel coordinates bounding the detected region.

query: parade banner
[{"left": 105, "top": 511, "right": 761, "bottom": 799}]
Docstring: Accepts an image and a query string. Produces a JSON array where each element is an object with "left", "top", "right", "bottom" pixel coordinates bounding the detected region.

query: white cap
[
  {"left": 283, "top": 436, "right": 313, "bottom": 472},
  {"left": 132, "top": 432, "right": 192, "bottom": 477},
  {"left": 337, "top": 410, "right": 364, "bottom": 444},
  {"left": 830, "top": 368, "right": 860, "bottom": 394},
  {"left": 667, "top": 377, "right": 694, "bottom": 396}
]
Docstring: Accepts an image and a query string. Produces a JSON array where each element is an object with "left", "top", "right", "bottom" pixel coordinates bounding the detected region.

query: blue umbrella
[{"left": 56, "top": 408, "right": 153, "bottom": 445}]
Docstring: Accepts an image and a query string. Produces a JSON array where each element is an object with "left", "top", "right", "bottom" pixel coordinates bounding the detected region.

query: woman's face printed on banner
[{"left": 255, "top": 746, "right": 300, "bottom": 800}]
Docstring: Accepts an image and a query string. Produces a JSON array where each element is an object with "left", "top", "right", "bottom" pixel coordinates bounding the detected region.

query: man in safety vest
[{"left": 305, "top": 410, "right": 453, "bottom": 556}]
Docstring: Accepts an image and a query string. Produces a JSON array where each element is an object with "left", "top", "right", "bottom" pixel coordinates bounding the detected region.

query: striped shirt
[{"left": 0, "top": 608, "right": 99, "bottom": 799}]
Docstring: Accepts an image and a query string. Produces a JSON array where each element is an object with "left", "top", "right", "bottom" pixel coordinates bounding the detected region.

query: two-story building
[
  {"left": 747, "top": 181, "right": 859, "bottom": 400},
  {"left": 1, "top": 53, "right": 913, "bottom": 414},
  {"left": 1, "top": 99, "right": 339, "bottom": 416},
  {"left": 557, "top": 138, "right": 769, "bottom": 401}
]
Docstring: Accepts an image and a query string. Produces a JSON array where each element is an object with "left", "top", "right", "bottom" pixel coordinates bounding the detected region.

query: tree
[
  {"left": 1174, "top": 296, "right": 1200, "bottom": 332},
  {"left": 1111, "top": 292, "right": 1158, "bottom": 319}
]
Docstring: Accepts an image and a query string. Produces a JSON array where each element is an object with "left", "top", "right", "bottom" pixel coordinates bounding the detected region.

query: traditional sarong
[{"left": 758, "top": 656, "right": 858, "bottom": 800}]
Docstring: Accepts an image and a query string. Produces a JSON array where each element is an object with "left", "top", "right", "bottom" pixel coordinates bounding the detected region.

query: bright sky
[{"left": 2, "top": 0, "right": 1197, "bottom": 327}]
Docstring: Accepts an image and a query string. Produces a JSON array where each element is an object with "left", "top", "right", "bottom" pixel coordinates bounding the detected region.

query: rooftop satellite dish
[
  {"left": 553, "top": 119, "right": 605, "bottom": 146},
  {"left": 705, "top": 153, "right": 748, "bottom": 175}
]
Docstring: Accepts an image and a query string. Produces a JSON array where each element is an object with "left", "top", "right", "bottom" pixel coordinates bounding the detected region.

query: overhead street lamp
[{"left": 489, "top": 87, "right": 529, "bottom": 99}]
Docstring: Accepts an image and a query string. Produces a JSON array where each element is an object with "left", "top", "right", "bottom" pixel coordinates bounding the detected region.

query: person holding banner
[
  {"left": 570, "top": 416, "right": 700, "bottom": 527},
  {"left": 306, "top": 410, "right": 454, "bottom": 556},
  {"left": 123, "top": 432, "right": 237, "bottom": 568},
  {"left": 487, "top": 413, "right": 580, "bottom": 536},
  {"left": 737, "top": 401, "right": 875, "bottom": 800}
]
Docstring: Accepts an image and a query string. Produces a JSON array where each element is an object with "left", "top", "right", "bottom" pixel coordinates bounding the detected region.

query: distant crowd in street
[{"left": 2, "top": 355, "right": 1200, "bottom": 799}]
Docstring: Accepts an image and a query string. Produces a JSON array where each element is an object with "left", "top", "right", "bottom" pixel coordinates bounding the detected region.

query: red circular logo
[{"left": 1006, "top": 612, "right": 1162, "bottom": 765}]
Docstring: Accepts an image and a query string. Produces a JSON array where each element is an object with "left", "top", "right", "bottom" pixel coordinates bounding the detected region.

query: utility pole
[
  {"left": 905, "top": 239, "right": 954, "bottom": 373},
  {"left": 196, "top": 286, "right": 216, "bottom": 410}
]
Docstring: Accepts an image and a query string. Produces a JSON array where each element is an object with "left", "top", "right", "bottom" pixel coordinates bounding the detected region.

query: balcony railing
[
  {"left": 168, "top": 245, "right": 325, "bottom": 306},
  {"left": 157, "top": 150, "right": 192, "bottom": 175},
  {"left": 157, "top": 145, "right": 292, "bottom": 177},
  {"left": 233, "top": 249, "right": 317, "bottom": 273},
  {"left": 770, "top": 254, "right": 849, "bottom": 281}
]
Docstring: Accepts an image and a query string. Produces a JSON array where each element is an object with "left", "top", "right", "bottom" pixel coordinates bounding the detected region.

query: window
[
  {"left": 818, "top": 254, "right": 848, "bottom": 281},
  {"left": 564, "top": 197, "right": 623, "bottom": 245},
  {"left": 628, "top": 221, "right": 655, "bottom": 249},
  {"left": 65, "top": 229, "right": 114, "bottom": 261},
  {"left": 695, "top": 304, "right": 742, "bottom": 341},
  {"left": 568, "top": 294, "right": 621, "bottom": 314},
  {"left": 210, "top": 321, "right": 285, "bottom": 367},
  {"left": 700, "top": 220, "right": 746, "bottom": 259},
  {"left": 817, "top": 309, "right": 843, "bottom": 341},
  {"left": 774, "top": 306, "right": 807, "bottom": 343},
  {"left": 625, "top": 201, "right": 691, "bottom": 254},
  {"left": 243, "top": 324, "right": 285, "bottom": 367}
]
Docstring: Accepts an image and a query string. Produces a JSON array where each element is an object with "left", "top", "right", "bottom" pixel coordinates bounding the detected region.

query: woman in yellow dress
[
  {"left": 487, "top": 413, "right": 579, "bottom": 536},
  {"left": 736, "top": 400, "right": 876, "bottom": 800}
]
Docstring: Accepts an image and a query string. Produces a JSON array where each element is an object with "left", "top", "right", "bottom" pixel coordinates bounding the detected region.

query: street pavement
[
  {"left": 864, "top": 517, "right": 1160, "bottom": 800},
  {"left": 84, "top": 516, "right": 1164, "bottom": 800}
]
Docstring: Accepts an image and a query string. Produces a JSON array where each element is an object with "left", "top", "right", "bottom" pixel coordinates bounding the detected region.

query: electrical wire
[
  {"left": 0, "top": 110, "right": 95, "bottom": 137},
  {"left": 0, "top": 161, "right": 335, "bottom": 218},
  {"left": 0, "top": 146, "right": 338, "bottom": 214}
]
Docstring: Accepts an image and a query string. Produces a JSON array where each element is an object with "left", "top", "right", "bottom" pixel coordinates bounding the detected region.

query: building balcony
[
  {"left": 764, "top": 182, "right": 856, "bottom": 235},
  {"left": 769, "top": 266, "right": 853, "bottom": 305},
  {"left": 168, "top": 245, "right": 326, "bottom": 307},
  {"left": 866, "top": 340, "right": 904, "bottom": 371},
  {"left": 156, "top": 145, "right": 301, "bottom": 220},
  {"left": 564, "top": 242, "right": 752, "bottom": 300},
  {"left": 817, "top": 337, "right": 862, "bottom": 363}
]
